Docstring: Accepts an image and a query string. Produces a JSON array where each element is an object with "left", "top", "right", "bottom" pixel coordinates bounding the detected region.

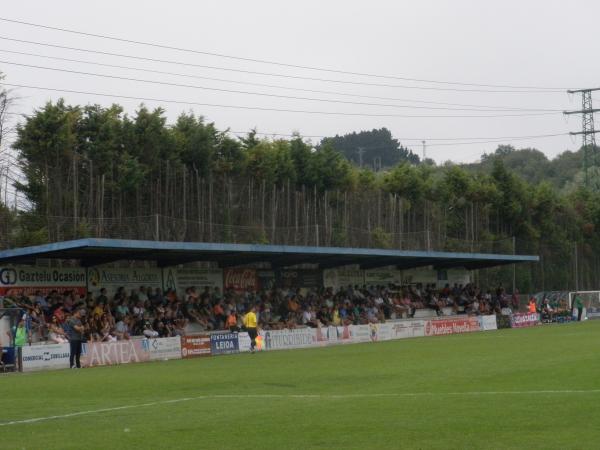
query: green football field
[{"left": 2, "top": 322, "right": 599, "bottom": 450}]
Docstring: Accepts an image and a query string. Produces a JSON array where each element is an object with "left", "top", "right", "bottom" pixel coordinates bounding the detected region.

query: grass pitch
[{"left": 2, "top": 322, "right": 600, "bottom": 450}]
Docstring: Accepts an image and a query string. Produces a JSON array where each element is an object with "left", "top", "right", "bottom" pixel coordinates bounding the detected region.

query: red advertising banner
[
  {"left": 81, "top": 340, "right": 150, "bottom": 367},
  {"left": 510, "top": 312, "right": 540, "bottom": 328},
  {"left": 424, "top": 317, "right": 481, "bottom": 336},
  {"left": 224, "top": 268, "right": 257, "bottom": 292},
  {"left": 181, "top": 334, "right": 211, "bottom": 358}
]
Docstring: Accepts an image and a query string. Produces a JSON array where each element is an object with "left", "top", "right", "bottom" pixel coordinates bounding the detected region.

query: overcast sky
[{"left": 0, "top": 0, "right": 598, "bottom": 164}]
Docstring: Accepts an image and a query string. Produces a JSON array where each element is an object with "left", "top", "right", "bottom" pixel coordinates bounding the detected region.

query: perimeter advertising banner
[
  {"left": 162, "top": 268, "right": 223, "bottom": 294},
  {"left": 315, "top": 325, "right": 352, "bottom": 344},
  {"left": 478, "top": 315, "right": 498, "bottom": 331},
  {"left": 21, "top": 343, "right": 71, "bottom": 372},
  {"left": 145, "top": 337, "right": 182, "bottom": 361},
  {"left": 388, "top": 319, "right": 426, "bottom": 339},
  {"left": 181, "top": 334, "right": 211, "bottom": 358},
  {"left": 0, "top": 266, "right": 87, "bottom": 297},
  {"left": 424, "top": 317, "right": 481, "bottom": 336},
  {"left": 260, "top": 328, "right": 317, "bottom": 350},
  {"left": 81, "top": 340, "right": 150, "bottom": 367},
  {"left": 510, "top": 312, "right": 540, "bottom": 328},
  {"left": 87, "top": 267, "right": 162, "bottom": 297},
  {"left": 210, "top": 332, "right": 240, "bottom": 355}
]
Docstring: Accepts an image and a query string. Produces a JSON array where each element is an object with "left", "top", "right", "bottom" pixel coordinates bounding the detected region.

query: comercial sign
[
  {"left": 0, "top": 266, "right": 86, "bottom": 297},
  {"left": 277, "top": 270, "right": 322, "bottom": 289},
  {"left": 87, "top": 267, "right": 162, "bottom": 297},
  {"left": 389, "top": 320, "right": 426, "bottom": 339},
  {"left": 364, "top": 269, "right": 402, "bottom": 287},
  {"left": 181, "top": 334, "right": 211, "bottom": 357},
  {"left": 510, "top": 312, "right": 540, "bottom": 328},
  {"left": 163, "top": 268, "right": 223, "bottom": 294},
  {"left": 349, "top": 324, "right": 372, "bottom": 343},
  {"left": 424, "top": 317, "right": 481, "bottom": 336},
  {"left": 210, "top": 332, "right": 239, "bottom": 355},
  {"left": 144, "top": 337, "right": 182, "bottom": 361},
  {"left": 81, "top": 340, "right": 150, "bottom": 367},
  {"left": 224, "top": 268, "right": 257, "bottom": 292},
  {"left": 323, "top": 269, "right": 364, "bottom": 290},
  {"left": 315, "top": 325, "right": 351, "bottom": 344},
  {"left": 402, "top": 268, "right": 437, "bottom": 285},
  {"left": 478, "top": 315, "right": 498, "bottom": 331},
  {"left": 261, "top": 328, "right": 317, "bottom": 350},
  {"left": 21, "top": 343, "right": 71, "bottom": 372}
]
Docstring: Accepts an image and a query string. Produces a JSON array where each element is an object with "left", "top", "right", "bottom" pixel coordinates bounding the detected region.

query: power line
[
  {"left": 4, "top": 59, "right": 566, "bottom": 113},
  {"left": 0, "top": 17, "right": 569, "bottom": 92},
  {"left": 1, "top": 82, "right": 560, "bottom": 119},
  {"left": 0, "top": 37, "right": 569, "bottom": 98},
  {"left": 0, "top": 48, "right": 565, "bottom": 112}
]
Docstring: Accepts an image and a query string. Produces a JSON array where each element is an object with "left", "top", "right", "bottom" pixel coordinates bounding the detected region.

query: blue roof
[{"left": 0, "top": 238, "right": 538, "bottom": 270}]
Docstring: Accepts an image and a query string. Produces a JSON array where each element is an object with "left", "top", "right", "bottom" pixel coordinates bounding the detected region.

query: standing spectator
[
  {"left": 66, "top": 309, "right": 85, "bottom": 369},
  {"left": 11, "top": 318, "right": 28, "bottom": 372},
  {"left": 574, "top": 295, "right": 584, "bottom": 321}
]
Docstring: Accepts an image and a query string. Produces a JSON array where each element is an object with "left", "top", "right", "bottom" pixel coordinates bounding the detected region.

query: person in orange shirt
[
  {"left": 225, "top": 311, "right": 238, "bottom": 332},
  {"left": 528, "top": 298, "right": 537, "bottom": 313}
]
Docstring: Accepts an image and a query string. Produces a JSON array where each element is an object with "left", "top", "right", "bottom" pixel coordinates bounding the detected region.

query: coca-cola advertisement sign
[
  {"left": 224, "top": 268, "right": 258, "bottom": 292},
  {"left": 424, "top": 317, "right": 481, "bottom": 336}
]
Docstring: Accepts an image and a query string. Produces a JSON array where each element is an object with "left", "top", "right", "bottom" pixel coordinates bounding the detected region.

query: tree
[{"left": 320, "top": 128, "right": 419, "bottom": 168}]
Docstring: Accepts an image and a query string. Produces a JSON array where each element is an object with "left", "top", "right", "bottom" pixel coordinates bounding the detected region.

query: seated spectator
[
  {"left": 48, "top": 316, "right": 68, "bottom": 343},
  {"left": 114, "top": 316, "right": 131, "bottom": 340}
]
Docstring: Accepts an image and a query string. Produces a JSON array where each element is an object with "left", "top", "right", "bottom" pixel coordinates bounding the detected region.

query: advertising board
[
  {"left": 210, "top": 332, "right": 240, "bottom": 355},
  {"left": 261, "top": 328, "right": 317, "bottom": 350},
  {"left": 0, "top": 266, "right": 87, "bottom": 297},
  {"left": 224, "top": 268, "right": 257, "bottom": 292},
  {"left": 162, "top": 268, "right": 223, "bottom": 294},
  {"left": 388, "top": 319, "right": 426, "bottom": 339},
  {"left": 277, "top": 270, "right": 322, "bottom": 289},
  {"left": 81, "top": 340, "right": 150, "bottom": 367},
  {"left": 87, "top": 267, "right": 162, "bottom": 297},
  {"left": 145, "top": 337, "right": 182, "bottom": 361},
  {"left": 323, "top": 269, "right": 364, "bottom": 290},
  {"left": 510, "top": 312, "right": 540, "bottom": 328},
  {"left": 364, "top": 269, "right": 402, "bottom": 287},
  {"left": 478, "top": 315, "right": 498, "bottom": 331},
  {"left": 181, "top": 334, "right": 211, "bottom": 357},
  {"left": 21, "top": 343, "right": 70, "bottom": 372},
  {"left": 424, "top": 317, "right": 481, "bottom": 336},
  {"left": 315, "top": 325, "right": 352, "bottom": 344}
]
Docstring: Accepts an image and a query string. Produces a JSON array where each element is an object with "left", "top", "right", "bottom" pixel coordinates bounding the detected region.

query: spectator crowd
[{"left": 0, "top": 281, "right": 531, "bottom": 345}]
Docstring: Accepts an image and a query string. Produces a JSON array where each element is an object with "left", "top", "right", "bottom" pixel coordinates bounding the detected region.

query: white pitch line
[{"left": 2, "top": 390, "right": 600, "bottom": 427}]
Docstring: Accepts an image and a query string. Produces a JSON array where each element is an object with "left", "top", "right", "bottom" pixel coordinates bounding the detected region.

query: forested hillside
[{"left": 2, "top": 100, "right": 600, "bottom": 292}]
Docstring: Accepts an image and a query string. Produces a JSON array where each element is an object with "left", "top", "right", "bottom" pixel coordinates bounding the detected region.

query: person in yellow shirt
[{"left": 243, "top": 305, "right": 258, "bottom": 353}]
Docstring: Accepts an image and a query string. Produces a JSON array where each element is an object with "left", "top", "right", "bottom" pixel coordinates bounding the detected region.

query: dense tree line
[{"left": 2, "top": 99, "right": 600, "bottom": 293}]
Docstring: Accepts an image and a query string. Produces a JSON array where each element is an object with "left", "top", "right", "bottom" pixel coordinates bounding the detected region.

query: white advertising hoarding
[
  {"left": 146, "top": 337, "right": 182, "bottom": 361},
  {"left": 21, "top": 343, "right": 71, "bottom": 372}
]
